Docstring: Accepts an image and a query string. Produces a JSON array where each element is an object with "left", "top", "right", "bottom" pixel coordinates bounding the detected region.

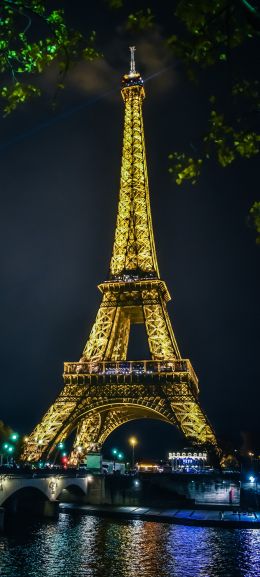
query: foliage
[
  {"left": 112, "top": 0, "right": 260, "bottom": 241},
  {"left": 0, "top": 419, "right": 12, "bottom": 442},
  {"left": 249, "top": 201, "right": 260, "bottom": 244},
  {"left": 167, "top": 0, "right": 260, "bottom": 242},
  {"left": 126, "top": 8, "right": 154, "bottom": 32},
  {"left": 220, "top": 453, "right": 239, "bottom": 470},
  {"left": 1, "top": 0, "right": 259, "bottom": 239},
  {"left": 168, "top": 107, "right": 260, "bottom": 181},
  {"left": 0, "top": 0, "right": 99, "bottom": 115}
]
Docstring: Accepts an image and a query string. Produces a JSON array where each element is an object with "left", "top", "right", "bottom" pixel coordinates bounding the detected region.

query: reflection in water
[{"left": 0, "top": 513, "right": 259, "bottom": 577}]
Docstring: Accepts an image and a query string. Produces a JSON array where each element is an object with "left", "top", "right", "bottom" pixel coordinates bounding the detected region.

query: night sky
[{"left": 1, "top": 2, "right": 259, "bottom": 461}]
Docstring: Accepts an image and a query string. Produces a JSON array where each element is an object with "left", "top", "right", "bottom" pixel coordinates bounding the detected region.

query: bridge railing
[
  {"left": 64, "top": 359, "right": 198, "bottom": 386},
  {"left": 0, "top": 470, "right": 91, "bottom": 479}
]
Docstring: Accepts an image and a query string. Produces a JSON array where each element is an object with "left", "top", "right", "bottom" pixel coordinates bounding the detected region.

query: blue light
[{"left": 249, "top": 475, "right": 255, "bottom": 483}]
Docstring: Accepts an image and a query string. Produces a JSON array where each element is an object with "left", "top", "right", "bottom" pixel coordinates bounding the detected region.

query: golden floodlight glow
[
  {"left": 21, "top": 49, "right": 220, "bottom": 466},
  {"left": 129, "top": 437, "right": 137, "bottom": 447}
]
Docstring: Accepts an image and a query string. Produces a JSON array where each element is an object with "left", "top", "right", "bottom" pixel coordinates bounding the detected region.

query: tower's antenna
[{"left": 129, "top": 46, "right": 136, "bottom": 75}]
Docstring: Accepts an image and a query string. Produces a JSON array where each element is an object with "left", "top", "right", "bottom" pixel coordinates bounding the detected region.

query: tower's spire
[{"left": 129, "top": 46, "right": 136, "bottom": 75}]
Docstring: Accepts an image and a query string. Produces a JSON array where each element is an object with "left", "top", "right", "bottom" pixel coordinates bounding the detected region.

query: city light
[
  {"left": 129, "top": 437, "right": 137, "bottom": 447},
  {"left": 249, "top": 476, "right": 255, "bottom": 483},
  {"left": 129, "top": 437, "right": 138, "bottom": 468},
  {"left": 10, "top": 433, "right": 19, "bottom": 441}
]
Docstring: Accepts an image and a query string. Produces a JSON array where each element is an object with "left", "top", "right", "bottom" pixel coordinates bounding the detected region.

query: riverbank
[{"left": 59, "top": 503, "right": 260, "bottom": 528}]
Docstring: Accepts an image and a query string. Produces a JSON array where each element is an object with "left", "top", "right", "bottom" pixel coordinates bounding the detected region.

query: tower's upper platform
[
  {"left": 121, "top": 45, "right": 145, "bottom": 94},
  {"left": 109, "top": 47, "right": 159, "bottom": 282},
  {"left": 121, "top": 71, "right": 145, "bottom": 101}
]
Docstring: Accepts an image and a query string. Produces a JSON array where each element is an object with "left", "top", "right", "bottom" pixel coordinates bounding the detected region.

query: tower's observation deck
[{"left": 21, "top": 49, "right": 219, "bottom": 464}]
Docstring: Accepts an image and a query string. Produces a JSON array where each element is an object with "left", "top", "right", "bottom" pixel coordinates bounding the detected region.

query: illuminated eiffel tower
[{"left": 22, "top": 48, "right": 219, "bottom": 464}]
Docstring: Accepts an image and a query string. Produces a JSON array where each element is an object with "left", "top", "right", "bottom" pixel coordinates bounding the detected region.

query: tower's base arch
[{"left": 21, "top": 371, "right": 219, "bottom": 464}]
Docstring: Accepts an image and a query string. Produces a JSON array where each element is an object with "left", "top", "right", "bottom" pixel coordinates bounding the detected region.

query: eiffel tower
[{"left": 22, "top": 48, "right": 219, "bottom": 464}]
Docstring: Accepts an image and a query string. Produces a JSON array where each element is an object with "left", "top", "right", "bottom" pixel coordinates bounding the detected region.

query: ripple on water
[{"left": 0, "top": 513, "right": 259, "bottom": 577}]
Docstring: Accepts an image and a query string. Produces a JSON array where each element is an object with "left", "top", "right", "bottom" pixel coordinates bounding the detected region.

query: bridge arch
[
  {"left": 56, "top": 483, "right": 86, "bottom": 502},
  {"left": 1, "top": 485, "right": 50, "bottom": 513}
]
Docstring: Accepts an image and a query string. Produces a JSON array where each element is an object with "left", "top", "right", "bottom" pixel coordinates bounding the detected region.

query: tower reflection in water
[{"left": 0, "top": 513, "right": 259, "bottom": 577}]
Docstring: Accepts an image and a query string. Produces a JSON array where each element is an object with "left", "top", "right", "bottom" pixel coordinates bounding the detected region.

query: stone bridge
[{"left": 0, "top": 472, "right": 102, "bottom": 526}]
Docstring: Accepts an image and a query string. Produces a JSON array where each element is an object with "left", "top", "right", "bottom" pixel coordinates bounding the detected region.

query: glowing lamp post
[
  {"left": 1, "top": 443, "right": 14, "bottom": 465},
  {"left": 129, "top": 437, "right": 137, "bottom": 469},
  {"left": 0, "top": 433, "right": 20, "bottom": 466},
  {"left": 112, "top": 448, "right": 118, "bottom": 472}
]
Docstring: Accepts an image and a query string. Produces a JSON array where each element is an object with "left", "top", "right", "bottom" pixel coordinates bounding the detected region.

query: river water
[{"left": 0, "top": 512, "right": 259, "bottom": 577}]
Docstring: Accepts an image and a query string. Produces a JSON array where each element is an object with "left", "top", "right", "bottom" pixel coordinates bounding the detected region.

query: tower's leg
[
  {"left": 82, "top": 292, "right": 118, "bottom": 360},
  {"left": 82, "top": 294, "right": 131, "bottom": 361},
  {"left": 143, "top": 289, "right": 181, "bottom": 359},
  {"left": 69, "top": 413, "right": 102, "bottom": 464},
  {"left": 71, "top": 407, "right": 133, "bottom": 464},
  {"left": 170, "top": 386, "right": 218, "bottom": 448},
  {"left": 21, "top": 384, "right": 82, "bottom": 462},
  {"left": 108, "top": 310, "right": 130, "bottom": 360}
]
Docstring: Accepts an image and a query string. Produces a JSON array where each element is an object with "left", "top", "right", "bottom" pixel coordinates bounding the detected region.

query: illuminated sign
[{"left": 169, "top": 451, "right": 207, "bottom": 461}]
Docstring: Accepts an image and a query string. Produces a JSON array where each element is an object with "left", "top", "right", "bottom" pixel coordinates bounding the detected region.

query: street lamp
[
  {"left": 0, "top": 443, "right": 14, "bottom": 466},
  {"left": 129, "top": 437, "right": 137, "bottom": 469},
  {"left": 112, "top": 448, "right": 118, "bottom": 472}
]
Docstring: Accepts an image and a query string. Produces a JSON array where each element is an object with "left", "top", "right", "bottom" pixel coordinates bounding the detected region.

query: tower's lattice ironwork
[{"left": 22, "top": 50, "right": 219, "bottom": 463}]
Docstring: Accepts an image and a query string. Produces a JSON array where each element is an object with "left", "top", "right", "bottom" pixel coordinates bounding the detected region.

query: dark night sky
[{"left": 0, "top": 2, "right": 259, "bottom": 460}]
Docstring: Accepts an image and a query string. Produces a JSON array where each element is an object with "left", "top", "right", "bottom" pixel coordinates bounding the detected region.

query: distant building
[
  {"left": 136, "top": 462, "right": 161, "bottom": 473},
  {"left": 102, "top": 460, "right": 125, "bottom": 474},
  {"left": 169, "top": 448, "right": 208, "bottom": 471}
]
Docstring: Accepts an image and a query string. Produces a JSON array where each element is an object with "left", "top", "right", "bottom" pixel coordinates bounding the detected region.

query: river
[{"left": 0, "top": 511, "right": 259, "bottom": 577}]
